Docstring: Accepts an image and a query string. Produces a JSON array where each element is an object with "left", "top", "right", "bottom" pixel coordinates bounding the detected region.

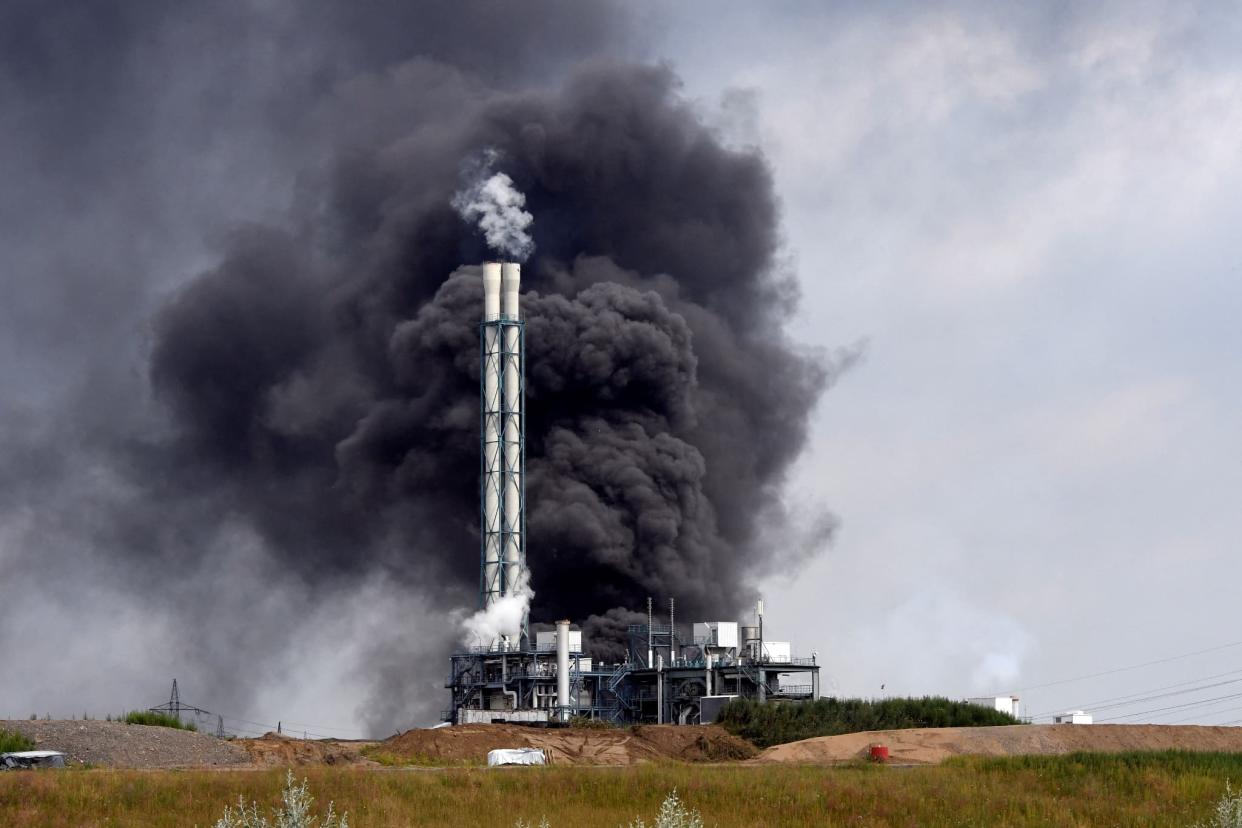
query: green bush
[
  {"left": 716, "top": 696, "right": 1021, "bottom": 748},
  {"left": 122, "top": 711, "right": 197, "bottom": 731},
  {"left": 0, "top": 729, "right": 36, "bottom": 753}
]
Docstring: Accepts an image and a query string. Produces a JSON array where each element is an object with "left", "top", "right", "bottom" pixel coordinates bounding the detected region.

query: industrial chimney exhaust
[{"left": 479, "top": 262, "right": 527, "bottom": 649}]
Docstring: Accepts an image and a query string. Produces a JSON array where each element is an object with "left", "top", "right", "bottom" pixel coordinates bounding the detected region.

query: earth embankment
[
  {"left": 755, "top": 723, "right": 1242, "bottom": 765},
  {"left": 380, "top": 724, "right": 757, "bottom": 765}
]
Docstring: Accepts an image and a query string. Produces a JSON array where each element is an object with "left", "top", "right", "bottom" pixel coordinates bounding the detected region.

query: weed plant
[
  {"left": 717, "top": 695, "right": 1020, "bottom": 747},
  {"left": 122, "top": 711, "right": 197, "bottom": 731},
  {"left": 0, "top": 729, "right": 35, "bottom": 753}
]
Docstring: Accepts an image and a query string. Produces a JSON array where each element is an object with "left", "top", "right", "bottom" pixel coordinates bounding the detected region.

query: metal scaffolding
[{"left": 479, "top": 315, "right": 527, "bottom": 648}]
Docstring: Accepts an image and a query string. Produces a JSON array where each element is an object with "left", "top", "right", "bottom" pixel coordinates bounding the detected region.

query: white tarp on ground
[
  {"left": 487, "top": 748, "right": 547, "bottom": 767},
  {"left": 1, "top": 751, "right": 67, "bottom": 769}
]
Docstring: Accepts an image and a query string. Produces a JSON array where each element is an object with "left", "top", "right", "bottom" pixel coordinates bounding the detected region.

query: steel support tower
[{"left": 479, "top": 262, "right": 528, "bottom": 649}]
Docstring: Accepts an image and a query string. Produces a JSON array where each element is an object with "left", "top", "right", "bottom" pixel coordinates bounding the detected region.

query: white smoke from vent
[
  {"left": 460, "top": 569, "right": 533, "bottom": 648},
  {"left": 452, "top": 148, "right": 535, "bottom": 261}
]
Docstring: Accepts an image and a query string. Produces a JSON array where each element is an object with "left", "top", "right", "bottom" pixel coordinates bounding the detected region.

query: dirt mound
[
  {"left": 756, "top": 724, "right": 1242, "bottom": 765},
  {"left": 239, "top": 733, "right": 377, "bottom": 767},
  {"left": 0, "top": 719, "right": 249, "bottom": 769},
  {"left": 382, "top": 723, "right": 756, "bottom": 765}
]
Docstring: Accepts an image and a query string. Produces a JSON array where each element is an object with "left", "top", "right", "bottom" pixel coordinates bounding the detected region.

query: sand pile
[{"left": 756, "top": 724, "right": 1242, "bottom": 765}]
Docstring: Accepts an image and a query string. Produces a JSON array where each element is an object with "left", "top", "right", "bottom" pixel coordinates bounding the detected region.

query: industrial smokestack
[
  {"left": 481, "top": 263, "right": 503, "bottom": 610},
  {"left": 500, "top": 263, "right": 522, "bottom": 604},
  {"left": 556, "top": 618, "right": 570, "bottom": 720},
  {"left": 479, "top": 262, "right": 527, "bottom": 648}
]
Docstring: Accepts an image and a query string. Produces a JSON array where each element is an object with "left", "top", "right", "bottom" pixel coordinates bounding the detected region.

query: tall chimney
[
  {"left": 478, "top": 262, "right": 527, "bottom": 648},
  {"left": 500, "top": 263, "right": 523, "bottom": 604},
  {"left": 480, "top": 263, "right": 502, "bottom": 610}
]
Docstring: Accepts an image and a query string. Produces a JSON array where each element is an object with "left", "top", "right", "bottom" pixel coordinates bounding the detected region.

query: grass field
[{"left": 0, "top": 752, "right": 1238, "bottom": 827}]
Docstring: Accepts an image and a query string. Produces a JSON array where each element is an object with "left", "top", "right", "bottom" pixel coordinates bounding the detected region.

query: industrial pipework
[{"left": 480, "top": 262, "right": 528, "bottom": 649}]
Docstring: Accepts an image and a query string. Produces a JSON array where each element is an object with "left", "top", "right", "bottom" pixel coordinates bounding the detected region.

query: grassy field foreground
[{"left": 1, "top": 752, "right": 1240, "bottom": 827}]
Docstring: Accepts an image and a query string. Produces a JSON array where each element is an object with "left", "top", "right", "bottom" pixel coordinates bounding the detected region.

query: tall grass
[
  {"left": 717, "top": 695, "right": 1020, "bottom": 747},
  {"left": 1, "top": 753, "right": 1238, "bottom": 827},
  {"left": 0, "top": 729, "right": 35, "bottom": 753},
  {"left": 122, "top": 711, "right": 197, "bottom": 731}
]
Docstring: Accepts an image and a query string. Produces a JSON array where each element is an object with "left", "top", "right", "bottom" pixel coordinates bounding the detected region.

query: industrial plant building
[{"left": 446, "top": 262, "right": 821, "bottom": 726}]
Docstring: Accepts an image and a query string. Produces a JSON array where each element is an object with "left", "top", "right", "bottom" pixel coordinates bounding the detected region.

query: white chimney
[
  {"left": 481, "top": 263, "right": 502, "bottom": 608},
  {"left": 556, "top": 619, "right": 571, "bottom": 720},
  {"left": 500, "top": 263, "right": 522, "bottom": 599}
]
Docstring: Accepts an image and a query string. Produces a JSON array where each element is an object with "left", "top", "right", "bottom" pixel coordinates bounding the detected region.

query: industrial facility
[{"left": 445, "top": 262, "right": 821, "bottom": 725}]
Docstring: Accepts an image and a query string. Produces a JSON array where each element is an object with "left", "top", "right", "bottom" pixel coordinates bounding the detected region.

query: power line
[
  {"left": 1028, "top": 672, "right": 1242, "bottom": 719},
  {"left": 999, "top": 638, "right": 1242, "bottom": 695},
  {"left": 1096, "top": 690, "right": 1242, "bottom": 723}
]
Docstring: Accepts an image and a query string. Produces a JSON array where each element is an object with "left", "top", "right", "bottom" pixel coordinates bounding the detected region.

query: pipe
[
  {"left": 481, "top": 263, "right": 502, "bottom": 609},
  {"left": 669, "top": 597, "right": 675, "bottom": 665},
  {"left": 647, "top": 597, "right": 653, "bottom": 668},
  {"left": 501, "top": 263, "right": 522, "bottom": 603},
  {"left": 556, "top": 619, "right": 571, "bottom": 721},
  {"left": 657, "top": 654, "right": 664, "bottom": 725}
]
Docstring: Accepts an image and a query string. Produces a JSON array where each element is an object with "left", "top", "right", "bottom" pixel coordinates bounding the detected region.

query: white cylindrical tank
[
  {"left": 556, "top": 619, "right": 571, "bottom": 720},
  {"left": 481, "top": 263, "right": 502, "bottom": 606},
  {"left": 501, "top": 262, "right": 522, "bottom": 597}
]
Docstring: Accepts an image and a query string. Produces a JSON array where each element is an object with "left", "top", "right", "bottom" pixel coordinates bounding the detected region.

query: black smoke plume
[
  {"left": 150, "top": 62, "right": 832, "bottom": 652},
  {"left": 0, "top": 1, "right": 838, "bottom": 734}
]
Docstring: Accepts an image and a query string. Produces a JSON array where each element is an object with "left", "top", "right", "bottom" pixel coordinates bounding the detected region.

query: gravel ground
[{"left": 0, "top": 719, "right": 250, "bottom": 768}]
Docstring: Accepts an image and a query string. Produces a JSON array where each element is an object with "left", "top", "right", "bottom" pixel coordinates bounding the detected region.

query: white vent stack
[
  {"left": 501, "top": 263, "right": 522, "bottom": 602},
  {"left": 481, "top": 262, "right": 502, "bottom": 609},
  {"left": 479, "top": 261, "right": 527, "bottom": 648},
  {"left": 556, "top": 619, "right": 571, "bottom": 720}
]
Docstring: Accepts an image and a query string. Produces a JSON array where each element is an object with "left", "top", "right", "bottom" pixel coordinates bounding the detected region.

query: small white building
[
  {"left": 1053, "top": 710, "right": 1093, "bottom": 725},
  {"left": 966, "top": 695, "right": 1020, "bottom": 718}
]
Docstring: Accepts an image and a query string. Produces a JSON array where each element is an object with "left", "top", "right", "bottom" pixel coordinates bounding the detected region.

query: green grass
[
  {"left": 1, "top": 752, "right": 1239, "bottom": 826},
  {"left": 360, "top": 747, "right": 480, "bottom": 768},
  {"left": 122, "top": 711, "right": 197, "bottom": 731},
  {"left": 0, "top": 729, "right": 35, "bottom": 753},
  {"left": 717, "top": 695, "right": 1021, "bottom": 747}
]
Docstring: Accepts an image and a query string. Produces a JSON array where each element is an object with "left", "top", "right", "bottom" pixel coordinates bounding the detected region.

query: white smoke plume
[
  {"left": 460, "top": 569, "right": 534, "bottom": 649},
  {"left": 452, "top": 148, "right": 535, "bottom": 261}
]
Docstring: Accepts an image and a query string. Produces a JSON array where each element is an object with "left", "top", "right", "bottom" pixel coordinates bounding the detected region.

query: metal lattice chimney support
[
  {"left": 479, "top": 262, "right": 528, "bottom": 648},
  {"left": 500, "top": 263, "right": 523, "bottom": 605},
  {"left": 481, "top": 263, "right": 502, "bottom": 610}
]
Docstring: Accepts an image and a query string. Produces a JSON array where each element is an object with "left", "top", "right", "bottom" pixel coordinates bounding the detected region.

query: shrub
[
  {"left": 123, "top": 711, "right": 197, "bottom": 731},
  {"left": 717, "top": 696, "right": 1022, "bottom": 747},
  {"left": 0, "top": 729, "right": 36, "bottom": 753},
  {"left": 568, "top": 716, "right": 619, "bottom": 729},
  {"left": 212, "top": 771, "right": 348, "bottom": 828},
  {"left": 1195, "top": 781, "right": 1242, "bottom": 828},
  {"left": 623, "top": 790, "right": 703, "bottom": 828},
  {"left": 514, "top": 791, "right": 702, "bottom": 828}
]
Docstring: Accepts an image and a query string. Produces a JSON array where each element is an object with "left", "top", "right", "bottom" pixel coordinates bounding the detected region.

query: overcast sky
[
  {"left": 658, "top": 1, "right": 1242, "bottom": 721},
  {"left": 2, "top": 2, "right": 1240, "bottom": 733}
]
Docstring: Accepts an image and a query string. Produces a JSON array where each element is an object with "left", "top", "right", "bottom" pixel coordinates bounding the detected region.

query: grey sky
[
  {"left": 659, "top": 1, "right": 1242, "bottom": 721},
  {"left": 3, "top": 2, "right": 1240, "bottom": 732}
]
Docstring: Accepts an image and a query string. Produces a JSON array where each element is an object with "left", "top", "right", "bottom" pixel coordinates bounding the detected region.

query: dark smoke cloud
[
  {"left": 0, "top": 1, "right": 838, "bottom": 734},
  {"left": 150, "top": 62, "right": 833, "bottom": 640}
]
